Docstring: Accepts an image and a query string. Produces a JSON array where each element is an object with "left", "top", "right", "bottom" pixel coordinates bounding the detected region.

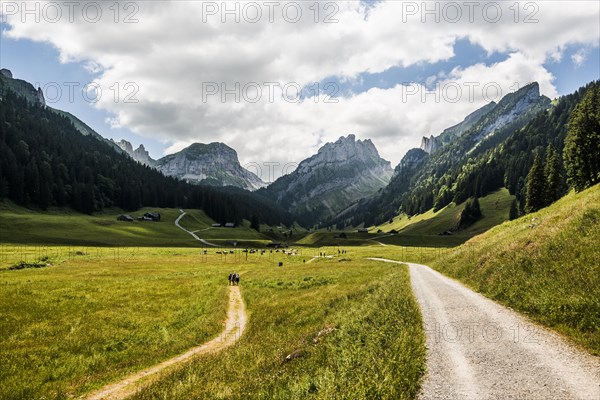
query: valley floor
[{"left": 1, "top": 186, "right": 598, "bottom": 399}]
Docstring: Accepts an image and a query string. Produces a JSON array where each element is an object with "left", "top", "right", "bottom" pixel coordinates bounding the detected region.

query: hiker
[
  {"left": 234, "top": 272, "right": 240, "bottom": 286},
  {"left": 228, "top": 272, "right": 233, "bottom": 286}
]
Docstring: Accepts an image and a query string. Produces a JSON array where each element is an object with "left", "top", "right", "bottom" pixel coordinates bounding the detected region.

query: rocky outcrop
[
  {"left": 116, "top": 139, "right": 134, "bottom": 155},
  {"left": 36, "top": 87, "right": 45, "bottom": 107},
  {"left": 436, "top": 101, "right": 496, "bottom": 146},
  {"left": 0, "top": 69, "right": 45, "bottom": 107},
  {"left": 114, "top": 139, "right": 157, "bottom": 167},
  {"left": 132, "top": 144, "right": 155, "bottom": 167},
  {"left": 420, "top": 135, "right": 438, "bottom": 154},
  {"left": 474, "top": 83, "right": 550, "bottom": 143},
  {"left": 155, "top": 142, "right": 266, "bottom": 191},
  {"left": 261, "top": 134, "right": 393, "bottom": 224}
]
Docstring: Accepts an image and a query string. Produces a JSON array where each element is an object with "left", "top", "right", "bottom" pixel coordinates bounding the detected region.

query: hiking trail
[{"left": 85, "top": 285, "right": 247, "bottom": 400}]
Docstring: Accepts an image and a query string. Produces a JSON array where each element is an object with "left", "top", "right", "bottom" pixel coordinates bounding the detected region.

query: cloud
[
  {"left": 2, "top": 1, "right": 598, "bottom": 179},
  {"left": 571, "top": 48, "right": 588, "bottom": 68}
]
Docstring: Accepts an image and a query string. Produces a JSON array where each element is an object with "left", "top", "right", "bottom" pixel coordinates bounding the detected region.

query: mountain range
[
  {"left": 114, "top": 139, "right": 266, "bottom": 191},
  {"left": 1, "top": 67, "right": 597, "bottom": 231}
]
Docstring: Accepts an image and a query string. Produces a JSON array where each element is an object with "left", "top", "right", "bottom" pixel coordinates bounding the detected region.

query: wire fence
[{"left": 0, "top": 242, "right": 484, "bottom": 270}]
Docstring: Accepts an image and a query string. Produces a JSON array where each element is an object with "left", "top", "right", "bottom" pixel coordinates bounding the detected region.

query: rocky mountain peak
[
  {"left": 114, "top": 139, "right": 156, "bottom": 167},
  {"left": 0, "top": 68, "right": 13, "bottom": 78},
  {"left": 310, "top": 134, "right": 387, "bottom": 168},
  {"left": 476, "top": 82, "right": 549, "bottom": 140},
  {"left": 420, "top": 135, "right": 439, "bottom": 154},
  {"left": 261, "top": 134, "right": 393, "bottom": 224},
  {"left": 155, "top": 142, "right": 265, "bottom": 191},
  {"left": 116, "top": 139, "right": 134, "bottom": 155}
]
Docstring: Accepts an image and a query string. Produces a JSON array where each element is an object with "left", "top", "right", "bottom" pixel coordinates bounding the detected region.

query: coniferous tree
[
  {"left": 457, "top": 197, "right": 482, "bottom": 229},
  {"left": 509, "top": 199, "right": 519, "bottom": 221},
  {"left": 525, "top": 153, "right": 546, "bottom": 213},
  {"left": 471, "top": 197, "right": 481, "bottom": 218},
  {"left": 564, "top": 83, "right": 600, "bottom": 192},
  {"left": 544, "top": 144, "right": 566, "bottom": 205},
  {"left": 250, "top": 215, "right": 260, "bottom": 232}
]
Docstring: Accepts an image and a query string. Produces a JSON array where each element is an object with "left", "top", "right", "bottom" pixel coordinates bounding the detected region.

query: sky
[{"left": 1, "top": 0, "right": 599, "bottom": 182}]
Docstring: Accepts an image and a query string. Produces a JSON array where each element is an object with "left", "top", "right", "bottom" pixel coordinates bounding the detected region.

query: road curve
[
  {"left": 367, "top": 258, "right": 600, "bottom": 400},
  {"left": 175, "top": 211, "right": 219, "bottom": 247},
  {"left": 85, "top": 286, "right": 247, "bottom": 400}
]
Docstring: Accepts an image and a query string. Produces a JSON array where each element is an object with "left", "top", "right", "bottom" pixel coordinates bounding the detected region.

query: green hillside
[
  {"left": 427, "top": 184, "right": 600, "bottom": 354},
  {"left": 298, "top": 189, "right": 515, "bottom": 247},
  {"left": 0, "top": 203, "right": 196, "bottom": 246},
  {"left": 0, "top": 203, "right": 287, "bottom": 247}
]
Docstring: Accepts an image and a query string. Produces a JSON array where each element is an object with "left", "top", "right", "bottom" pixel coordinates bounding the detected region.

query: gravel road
[{"left": 369, "top": 258, "right": 600, "bottom": 400}]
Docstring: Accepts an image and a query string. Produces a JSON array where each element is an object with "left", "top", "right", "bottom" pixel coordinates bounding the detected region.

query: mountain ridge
[{"left": 260, "top": 134, "right": 393, "bottom": 226}]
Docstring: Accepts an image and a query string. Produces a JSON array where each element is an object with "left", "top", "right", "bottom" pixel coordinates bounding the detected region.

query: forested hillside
[
  {"left": 339, "top": 81, "right": 598, "bottom": 228},
  {"left": 0, "top": 91, "right": 291, "bottom": 226}
]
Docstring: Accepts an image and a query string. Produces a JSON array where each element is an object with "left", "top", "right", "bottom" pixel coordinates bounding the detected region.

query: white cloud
[
  {"left": 2, "top": 1, "right": 598, "bottom": 179},
  {"left": 571, "top": 48, "right": 588, "bottom": 67}
]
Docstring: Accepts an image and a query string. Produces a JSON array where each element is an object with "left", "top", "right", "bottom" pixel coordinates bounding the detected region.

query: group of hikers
[{"left": 228, "top": 272, "right": 240, "bottom": 286}]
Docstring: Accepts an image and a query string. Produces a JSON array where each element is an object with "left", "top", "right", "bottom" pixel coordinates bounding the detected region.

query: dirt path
[
  {"left": 367, "top": 258, "right": 600, "bottom": 400},
  {"left": 85, "top": 285, "right": 247, "bottom": 400},
  {"left": 174, "top": 211, "right": 219, "bottom": 247}
]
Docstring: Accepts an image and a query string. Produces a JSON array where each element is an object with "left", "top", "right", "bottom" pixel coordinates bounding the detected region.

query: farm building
[{"left": 142, "top": 212, "right": 161, "bottom": 221}]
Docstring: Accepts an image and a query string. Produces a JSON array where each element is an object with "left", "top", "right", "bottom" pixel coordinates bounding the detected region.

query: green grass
[
  {"left": 423, "top": 185, "right": 600, "bottom": 354},
  {"left": 0, "top": 203, "right": 198, "bottom": 246},
  {"left": 132, "top": 253, "right": 425, "bottom": 400},
  {"left": 0, "top": 247, "right": 228, "bottom": 399},
  {"left": 0, "top": 189, "right": 513, "bottom": 249},
  {"left": 0, "top": 203, "right": 281, "bottom": 247},
  {"left": 371, "top": 189, "right": 515, "bottom": 246},
  {"left": 0, "top": 246, "right": 426, "bottom": 399}
]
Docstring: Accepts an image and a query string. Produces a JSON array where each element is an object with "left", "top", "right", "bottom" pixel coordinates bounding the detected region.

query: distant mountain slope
[
  {"left": 155, "top": 142, "right": 266, "bottom": 191},
  {"left": 337, "top": 82, "right": 573, "bottom": 228},
  {"left": 261, "top": 134, "right": 393, "bottom": 226},
  {"left": 436, "top": 101, "right": 496, "bottom": 146}
]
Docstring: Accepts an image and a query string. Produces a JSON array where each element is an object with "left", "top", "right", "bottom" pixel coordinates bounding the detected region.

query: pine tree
[
  {"left": 525, "top": 153, "right": 546, "bottom": 213},
  {"left": 564, "top": 83, "right": 600, "bottom": 192},
  {"left": 457, "top": 197, "right": 482, "bottom": 229},
  {"left": 509, "top": 199, "right": 519, "bottom": 220},
  {"left": 250, "top": 214, "right": 260, "bottom": 232},
  {"left": 544, "top": 144, "right": 566, "bottom": 205},
  {"left": 471, "top": 197, "right": 482, "bottom": 219}
]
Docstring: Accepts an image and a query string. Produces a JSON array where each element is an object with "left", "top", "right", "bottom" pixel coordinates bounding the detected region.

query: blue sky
[
  {"left": 0, "top": 32, "right": 166, "bottom": 156},
  {"left": 1, "top": 1, "right": 599, "bottom": 172}
]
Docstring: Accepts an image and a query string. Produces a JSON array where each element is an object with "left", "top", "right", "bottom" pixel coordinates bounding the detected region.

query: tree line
[{"left": 0, "top": 90, "right": 291, "bottom": 226}]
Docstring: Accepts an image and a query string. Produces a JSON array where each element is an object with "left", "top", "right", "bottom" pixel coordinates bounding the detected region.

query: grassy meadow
[
  {"left": 0, "top": 203, "right": 197, "bottom": 247},
  {"left": 0, "top": 247, "right": 229, "bottom": 399},
  {"left": 1, "top": 185, "right": 598, "bottom": 399},
  {"left": 298, "top": 189, "right": 515, "bottom": 248},
  {"left": 132, "top": 253, "right": 425, "bottom": 400},
  {"left": 0, "top": 245, "right": 426, "bottom": 400}
]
